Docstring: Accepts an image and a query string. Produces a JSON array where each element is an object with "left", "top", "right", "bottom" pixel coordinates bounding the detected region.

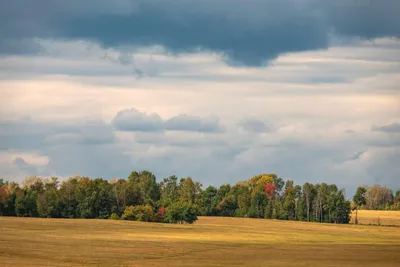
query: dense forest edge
[{"left": 0, "top": 172, "right": 399, "bottom": 224}]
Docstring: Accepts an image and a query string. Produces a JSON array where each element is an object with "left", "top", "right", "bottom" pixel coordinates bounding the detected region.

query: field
[
  {"left": 1, "top": 215, "right": 400, "bottom": 267},
  {"left": 350, "top": 210, "right": 400, "bottom": 226}
]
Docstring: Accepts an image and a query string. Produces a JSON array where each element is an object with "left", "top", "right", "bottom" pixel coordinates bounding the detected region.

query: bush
[
  {"left": 109, "top": 213, "right": 120, "bottom": 220},
  {"left": 152, "top": 206, "right": 166, "bottom": 223},
  {"left": 164, "top": 202, "right": 198, "bottom": 224},
  {"left": 121, "top": 204, "right": 155, "bottom": 222}
]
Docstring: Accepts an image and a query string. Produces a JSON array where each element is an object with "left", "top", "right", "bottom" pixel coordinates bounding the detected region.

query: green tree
[
  {"left": 127, "top": 171, "right": 160, "bottom": 206},
  {"left": 0, "top": 184, "right": 10, "bottom": 216},
  {"left": 159, "top": 175, "right": 180, "bottom": 206},
  {"left": 199, "top": 186, "right": 218, "bottom": 215},
  {"left": 249, "top": 187, "right": 266, "bottom": 218},
  {"left": 234, "top": 184, "right": 251, "bottom": 217},
  {"left": 15, "top": 189, "right": 38, "bottom": 217},
  {"left": 110, "top": 178, "right": 127, "bottom": 215},
  {"left": 353, "top": 187, "right": 367, "bottom": 224},
  {"left": 216, "top": 194, "right": 237, "bottom": 217},
  {"left": 164, "top": 202, "right": 198, "bottom": 224},
  {"left": 178, "top": 177, "right": 202, "bottom": 205},
  {"left": 302, "top": 183, "right": 314, "bottom": 222},
  {"left": 212, "top": 184, "right": 231, "bottom": 215},
  {"left": 58, "top": 177, "right": 79, "bottom": 218},
  {"left": 37, "top": 189, "right": 59, "bottom": 218}
]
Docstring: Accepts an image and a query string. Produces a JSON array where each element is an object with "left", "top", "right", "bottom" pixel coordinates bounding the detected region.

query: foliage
[
  {"left": 0, "top": 185, "right": 10, "bottom": 216},
  {"left": 364, "top": 185, "right": 394, "bottom": 210},
  {"left": 353, "top": 187, "right": 367, "bottom": 207},
  {"left": 264, "top": 183, "right": 276, "bottom": 200},
  {"left": 109, "top": 213, "right": 120, "bottom": 220},
  {"left": 122, "top": 204, "right": 155, "bottom": 222},
  {"left": 2, "top": 171, "right": 397, "bottom": 224},
  {"left": 164, "top": 202, "right": 198, "bottom": 224}
]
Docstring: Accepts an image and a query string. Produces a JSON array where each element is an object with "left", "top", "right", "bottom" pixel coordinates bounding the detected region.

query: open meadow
[
  {"left": 1, "top": 215, "right": 400, "bottom": 267},
  {"left": 351, "top": 210, "right": 400, "bottom": 226}
]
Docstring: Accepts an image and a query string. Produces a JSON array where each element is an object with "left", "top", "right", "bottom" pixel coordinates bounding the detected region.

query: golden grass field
[
  {"left": 350, "top": 210, "right": 400, "bottom": 226},
  {"left": 1, "top": 213, "right": 400, "bottom": 267}
]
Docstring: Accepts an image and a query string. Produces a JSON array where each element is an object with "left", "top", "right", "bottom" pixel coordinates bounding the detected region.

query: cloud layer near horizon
[{"left": 0, "top": 0, "right": 399, "bottom": 195}]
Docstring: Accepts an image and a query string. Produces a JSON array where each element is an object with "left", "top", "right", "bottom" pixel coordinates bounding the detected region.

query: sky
[{"left": 0, "top": 0, "right": 399, "bottom": 195}]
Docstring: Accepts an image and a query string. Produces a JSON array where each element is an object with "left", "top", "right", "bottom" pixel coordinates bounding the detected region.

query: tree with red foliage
[
  {"left": 264, "top": 183, "right": 276, "bottom": 199},
  {"left": 152, "top": 206, "right": 167, "bottom": 223},
  {"left": 159, "top": 206, "right": 166, "bottom": 217}
]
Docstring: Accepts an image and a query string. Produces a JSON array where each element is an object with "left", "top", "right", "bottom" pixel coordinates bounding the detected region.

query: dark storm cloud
[
  {"left": 0, "top": 39, "right": 45, "bottom": 55},
  {"left": 326, "top": 0, "right": 400, "bottom": 38},
  {"left": 1, "top": 0, "right": 398, "bottom": 66},
  {"left": 112, "top": 108, "right": 224, "bottom": 133}
]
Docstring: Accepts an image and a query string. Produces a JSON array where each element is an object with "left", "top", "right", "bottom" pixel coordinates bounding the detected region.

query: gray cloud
[
  {"left": 132, "top": 131, "right": 229, "bottom": 148},
  {"left": 239, "top": 119, "right": 273, "bottom": 133},
  {"left": 0, "top": 116, "right": 399, "bottom": 195},
  {"left": 338, "top": 151, "right": 366, "bottom": 164},
  {"left": 365, "top": 148, "right": 400, "bottom": 188},
  {"left": 112, "top": 108, "right": 224, "bottom": 133},
  {"left": 111, "top": 108, "right": 164, "bottom": 132},
  {"left": 13, "top": 157, "right": 39, "bottom": 175},
  {"left": 4, "top": 41, "right": 400, "bottom": 86},
  {"left": 0, "top": 117, "right": 132, "bottom": 179},
  {"left": 1, "top": 0, "right": 399, "bottom": 66},
  {"left": 44, "top": 142, "right": 132, "bottom": 180},
  {"left": 0, "top": 118, "right": 48, "bottom": 151},
  {"left": 372, "top": 123, "right": 400, "bottom": 133},
  {"left": 165, "top": 115, "right": 223, "bottom": 133},
  {"left": 44, "top": 121, "right": 116, "bottom": 146},
  {"left": 0, "top": 118, "right": 116, "bottom": 151}
]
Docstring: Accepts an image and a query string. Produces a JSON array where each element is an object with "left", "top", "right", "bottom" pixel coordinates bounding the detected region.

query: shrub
[
  {"left": 121, "top": 204, "right": 155, "bottom": 222},
  {"left": 152, "top": 206, "right": 166, "bottom": 223},
  {"left": 109, "top": 213, "right": 120, "bottom": 220}
]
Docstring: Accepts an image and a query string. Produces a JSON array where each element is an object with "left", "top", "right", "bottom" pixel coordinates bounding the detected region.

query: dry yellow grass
[
  {"left": 1, "top": 216, "right": 400, "bottom": 267},
  {"left": 351, "top": 210, "right": 400, "bottom": 226}
]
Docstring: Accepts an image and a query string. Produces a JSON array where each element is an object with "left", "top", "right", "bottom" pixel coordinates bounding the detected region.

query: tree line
[
  {"left": 0, "top": 172, "right": 399, "bottom": 224},
  {"left": 352, "top": 184, "right": 400, "bottom": 224}
]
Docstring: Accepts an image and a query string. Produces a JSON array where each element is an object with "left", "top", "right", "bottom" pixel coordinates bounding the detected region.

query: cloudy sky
[{"left": 1, "top": 0, "right": 399, "bottom": 195}]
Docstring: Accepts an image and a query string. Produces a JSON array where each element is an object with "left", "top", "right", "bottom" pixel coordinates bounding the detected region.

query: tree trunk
[
  {"left": 355, "top": 207, "right": 358, "bottom": 225},
  {"left": 320, "top": 202, "right": 323, "bottom": 223},
  {"left": 306, "top": 193, "right": 310, "bottom": 222}
]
